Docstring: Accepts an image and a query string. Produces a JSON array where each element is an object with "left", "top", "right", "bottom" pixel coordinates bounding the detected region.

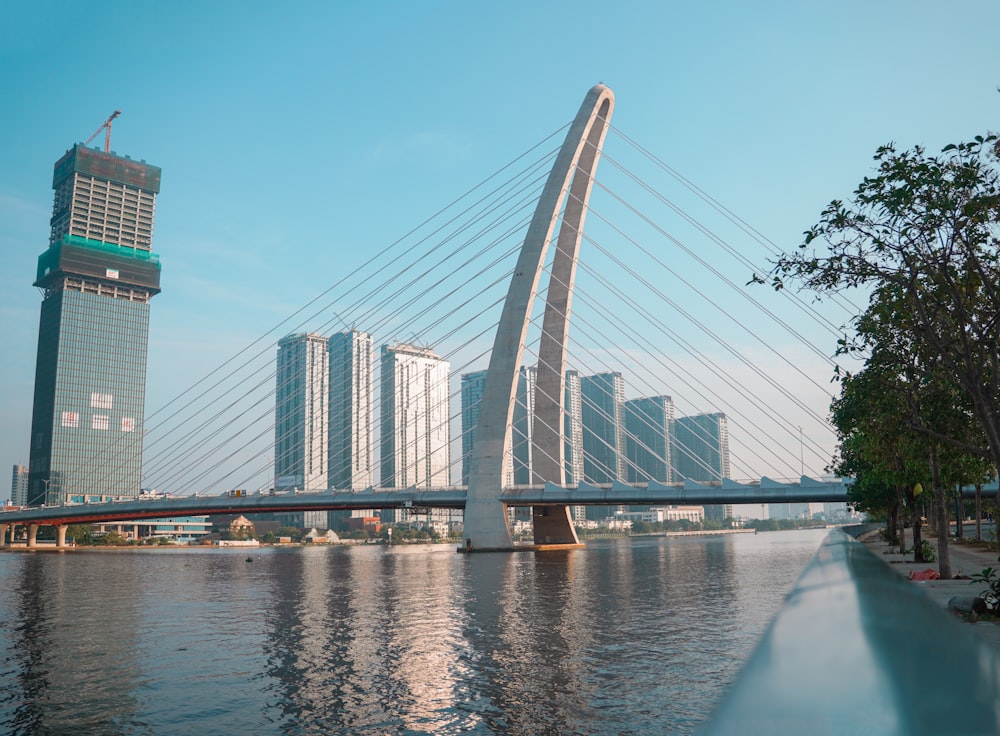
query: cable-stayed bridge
[
  {"left": 9, "top": 84, "right": 865, "bottom": 550},
  {"left": 2, "top": 477, "right": 853, "bottom": 548}
]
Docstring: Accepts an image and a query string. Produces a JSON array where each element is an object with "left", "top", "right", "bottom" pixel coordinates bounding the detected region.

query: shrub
[
  {"left": 970, "top": 567, "right": 1000, "bottom": 612},
  {"left": 919, "top": 539, "right": 936, "bottom": 562}
]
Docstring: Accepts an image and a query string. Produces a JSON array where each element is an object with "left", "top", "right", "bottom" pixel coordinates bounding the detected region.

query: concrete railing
[{"left": 702, "top": 527, "right": 1000, "bottom": 735}]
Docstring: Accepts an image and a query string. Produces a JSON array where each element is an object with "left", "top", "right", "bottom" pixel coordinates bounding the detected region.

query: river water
[{"left": 0, "top": 529, "right": 827, "bottom": 735}]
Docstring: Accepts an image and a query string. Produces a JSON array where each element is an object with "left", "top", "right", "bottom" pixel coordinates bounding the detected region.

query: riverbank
[{"left": 861, "top": 529, "right": 1000, "bottom": 650}]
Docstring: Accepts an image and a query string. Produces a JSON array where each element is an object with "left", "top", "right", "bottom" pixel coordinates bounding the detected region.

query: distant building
[
  {"left": 624, "top": 395, "right": 675, "bottom": 484},
  {"left": 461, "top": 367, "right": 536, "bottom": 525},
  {"left": 460, "top": 366, "right": 534, "bottom": 487},
  {"left": 623, "top": 396, "right": 675, "bottom": 514},
  {"left": 564, "top": 370, "right": 586, "bottom": 524},
  {"left": 768, "top": 502, "right": 812, "bottom": 521},
  {"left": 210, "top": 514, "right": 256, "bottom": 537},
  {"left": 27, "top": 144, "right": 162, "bottom": 506},
  {"left": 91, "top": 516, "right": 210, "bottom": 543},
  {"left": 328, "top": 330, "right": 373, "bottom": 490},
  {"left": 658, "top": 506, "right": 704, "bottom": 523},
  {"left": 460, "top": 369, "right": 489, "bottom": 487},
  {"left": 275, "top": 333, "right": 329, "bottom": 492},
  {"left": 581, "top": 372, "right": 626, "bottom": 483},
  {"left": 10, "top": 465, "right": 28, "bottom": 506},
  {"left": 563, "top": 370, "right": 584, "bottom": 483},
  {"left": 581, "top": 372, "right": 626, "bottom": 521},
  {"left": 511, "top": 366, "right": 536, "bottom": 485},
  {"left": 672, "top": 412, "right": 730, "bottom": 482},
  {"left": 274, "top": 333, "right": 329, "bottom": 529},
  {"left": 615, "top": 506, "right": 704, "bottom": 525},
  {"left": 672, "top": 412, "right": 731, "bottom": 521},
  {"left": 328, "top": 330, "right": 375, "bottom": 531},
  {"left": 380, "top": 343, "right": 450, "bottom": 525}
]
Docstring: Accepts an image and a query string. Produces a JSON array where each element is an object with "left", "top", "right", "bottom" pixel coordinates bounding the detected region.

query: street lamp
[{"left": 799, "top": 426, "right": 804, "bottom": 477}]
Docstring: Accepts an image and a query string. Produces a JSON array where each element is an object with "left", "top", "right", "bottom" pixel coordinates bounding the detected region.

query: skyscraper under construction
[{"left": 27, "top": 142, "right": 162, "bottom": 505}]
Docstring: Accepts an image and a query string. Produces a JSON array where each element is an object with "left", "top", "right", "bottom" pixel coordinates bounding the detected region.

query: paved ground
[{"left": 861, "top": 530, "right": 1000, "bottom": 649}]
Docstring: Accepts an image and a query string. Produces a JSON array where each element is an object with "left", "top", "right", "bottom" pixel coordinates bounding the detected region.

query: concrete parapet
[{"left": 703, "top": 528, "right": 1000, "bottom": 735}]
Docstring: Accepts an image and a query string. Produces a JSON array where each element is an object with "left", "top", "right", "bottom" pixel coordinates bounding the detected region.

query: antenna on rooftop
[{"left": 84, "top": 110, "right": 122, "bottom": 153}]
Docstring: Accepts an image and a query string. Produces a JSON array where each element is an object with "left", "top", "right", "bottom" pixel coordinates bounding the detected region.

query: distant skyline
[{"left": 2, "top": 1, "right": 998, "bottom": 494}]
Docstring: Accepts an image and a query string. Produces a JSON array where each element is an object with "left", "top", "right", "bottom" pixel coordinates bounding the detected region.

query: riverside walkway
[{"left": 861, "top": 530, "right": 1000, "bottom": 651}]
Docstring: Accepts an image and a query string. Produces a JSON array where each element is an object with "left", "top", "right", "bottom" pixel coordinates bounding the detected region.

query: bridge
[
  {"left": 2, "top": 476, "right": 854, "bottom": 548},
  {"left": 8, "top": 476, "right": 1000, "bottom": 548},
  {"left": 16, "top": 84, "right": 867, "bottom": 551}
]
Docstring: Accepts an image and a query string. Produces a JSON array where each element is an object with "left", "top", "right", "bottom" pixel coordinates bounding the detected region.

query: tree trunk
[
  {"left": 887, "top": 500, "right": 898, "bottom": 545},
  {"left": 955, "top": 493, "right": 963, "bottom": 540},
  {"left": 895, "top": 486, "right": 907, "bottom": 553},
  {"left": 975, "top": 484, "right": 983, "bottom": 542},
  {"left": 912, "top": 509, "right": 924, "bottom": 562},
  {"left": 911, "top": 492, "right": 923, "bottom": 563},
  {"left": 929, "top": 445, "right": 951, "bottom": 578}
]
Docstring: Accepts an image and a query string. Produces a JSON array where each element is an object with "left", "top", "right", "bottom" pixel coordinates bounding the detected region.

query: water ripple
[{"left": 0, "top": 531, "right": 825, "bottom": 735}]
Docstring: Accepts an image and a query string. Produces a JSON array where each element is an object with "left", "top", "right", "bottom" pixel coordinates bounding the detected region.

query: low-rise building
[{"left": 210, "top": 514, "right": 255, "bottom": 537}]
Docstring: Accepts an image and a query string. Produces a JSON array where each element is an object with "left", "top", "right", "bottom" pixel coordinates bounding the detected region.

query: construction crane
[{"left": 84, "top": 110, "right": 121, "bottom": 152}]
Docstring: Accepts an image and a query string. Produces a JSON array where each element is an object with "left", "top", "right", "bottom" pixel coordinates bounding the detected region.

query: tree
[
  {"left": 102, "top": 530, "right": 125, "bottom": 545},
  {"left": 759, "top": 134, "right": 1000, "bottom": 574},
  {"left": 632, "top": 520, "right": 653, "bottom": 534},
  {"left": 829, "top": 362, "right": 931, "bottom": 558},
  {"left": 65, "top": 523, "right": 94, "bottom": 545},
  {"left": 760, "top": 135, "right": 1000, "bottom": 474}
]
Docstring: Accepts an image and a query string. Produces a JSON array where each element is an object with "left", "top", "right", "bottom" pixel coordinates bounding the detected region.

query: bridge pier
[
  {"left": 0, "top": 523, "right": 7, "bottom": 547},
  {"left": 56, "top": 525, "right": 68, "bottom": 548},
  {"left": 27, "top": 523, "right": 39, "bottom": 548},
  {"left": 532, "top": 506, "right": 583, "bottom": 547}
]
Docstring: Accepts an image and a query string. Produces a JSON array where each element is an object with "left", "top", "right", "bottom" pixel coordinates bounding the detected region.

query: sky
[{"left": 2, "top": 0, "right": 998, "bottom": 494}]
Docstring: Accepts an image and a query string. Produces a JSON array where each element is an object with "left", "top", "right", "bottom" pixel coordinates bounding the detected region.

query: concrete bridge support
[
  {"left": 463, "top": 84, "right": 615, "bottom": 551},
  {"left": 56, "top": 525, "right": 68, "bottom": 548},
  {"left": 27, "top": 523, "right": 39, "bottom": 548},
  {"left": 0, "top": 523, "right": 7, "bottom": 547}
]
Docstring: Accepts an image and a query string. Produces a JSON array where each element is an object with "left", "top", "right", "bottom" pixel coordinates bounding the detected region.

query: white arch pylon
[{"left": 463, "top": 84, "right": 615, "bottom": 551}]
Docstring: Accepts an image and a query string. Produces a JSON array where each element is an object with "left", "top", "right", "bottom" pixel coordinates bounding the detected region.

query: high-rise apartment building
[
  {"left": 274, "top": 333, "right": 329, "bottom": 494},
  {"left": 460, "top": 369, "right": 488, "bottom": 487},
  {"left": 460, "top": 366, "right": 533, "bottom": 487},
  {"left": 327, "top": 330, "right": 374, "bottom": 531},
  {"left": 511, "top": 366, "right": 535, "bottom": 486},
  {"left": 672, "top": 412, "right": 731, "bottom": 521},
  {"left": 27, "top": 144, "right": 162, "bottom": 505},
  {"left": 581, "top": 372, "right": 626, "bottom": 483},
  {"left": 624, "top": 396, "right": 675, "bottom": 484},
  {"left": 380, "top": 343, "right": 451, "bottom": 489},
  {"left": 581, "top": 372, "right": 626, "bottom": 522},
  {"left": 10, "top": 465, "right": 29, "bottom": 506},
  {"left": 671, "top": 412, "right": 730, "bottom": 482},
  {"left": 564, "top": 370, "right": 586, "bottom": 523},
  {"left": 328, "top": 330, "right": 373, "bottom": 490}
]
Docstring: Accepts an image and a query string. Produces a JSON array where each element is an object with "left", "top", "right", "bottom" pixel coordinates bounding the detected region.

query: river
[{"left": 0, "top": 529, "right": 827, "bottom": 735}]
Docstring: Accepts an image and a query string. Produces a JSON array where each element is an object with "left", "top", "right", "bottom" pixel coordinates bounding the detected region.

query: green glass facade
[{"left": 28, "top": 291, "right": 150, "bottom": 503}]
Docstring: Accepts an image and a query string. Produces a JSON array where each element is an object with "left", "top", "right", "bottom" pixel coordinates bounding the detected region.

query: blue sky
[{"left": 2, "top": 1, "right": 998, "bottom": 490}]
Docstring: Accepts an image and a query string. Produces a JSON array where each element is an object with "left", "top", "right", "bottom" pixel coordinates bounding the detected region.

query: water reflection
[
  {"left": 0, "top": 532, "right": 825, "bottom": 735},
  {"left": 3, "top": 553, "right": 149, "bottom": 735},
  {"left": 259, "top": 545, "right": 477, "bottom": 733}
]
